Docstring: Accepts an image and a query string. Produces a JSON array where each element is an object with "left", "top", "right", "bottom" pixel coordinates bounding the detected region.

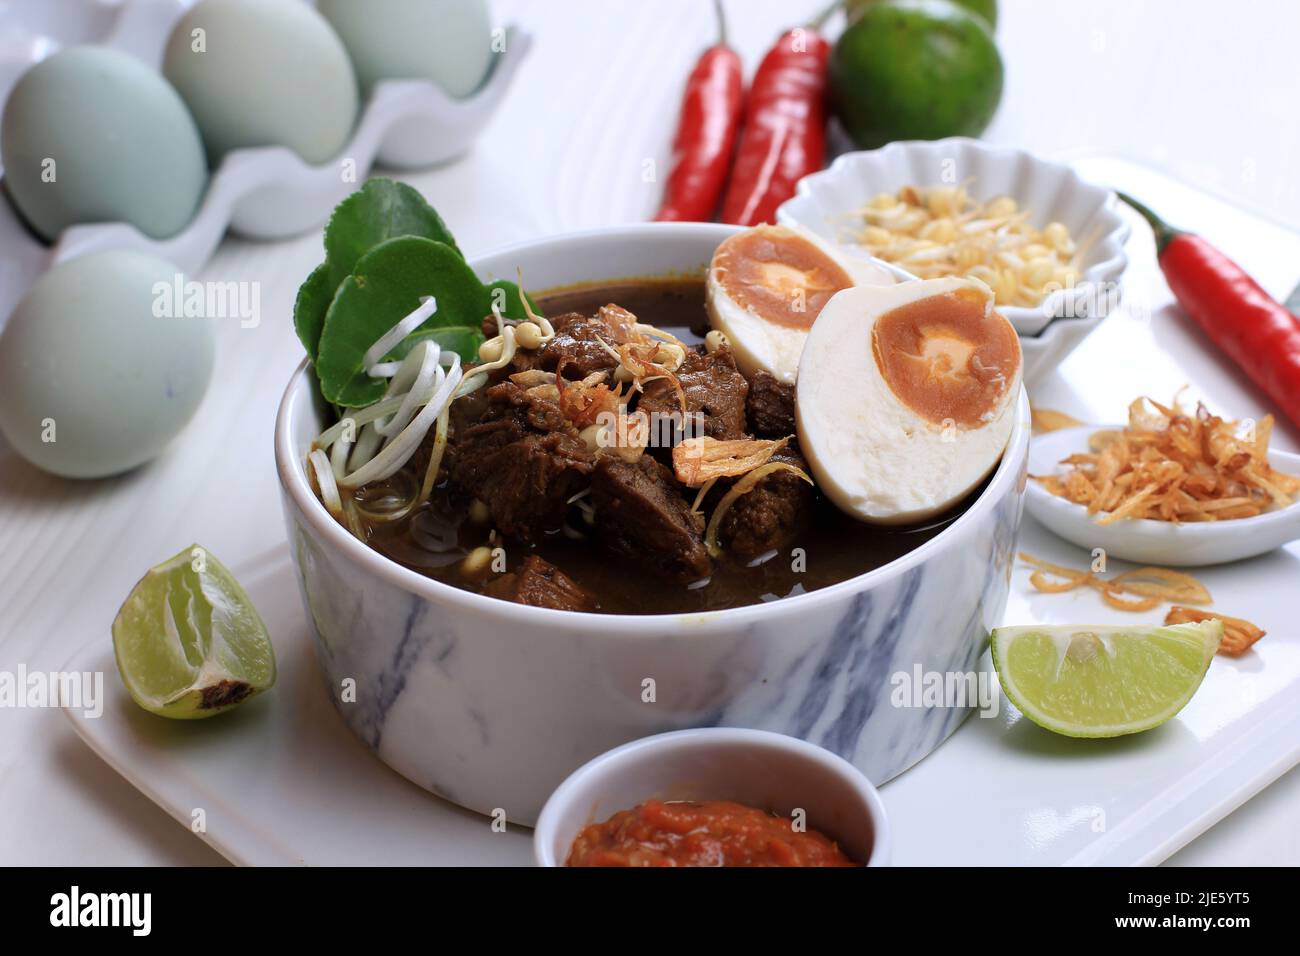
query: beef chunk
[
  {"left": 481, "top": 380, "right": 569, "bottom": 432},
  {"left": 483, "top": 555, "right": 598, "bottom": 612},
  {"left": 485, "top": 307, "right": 635, "bottom": 379},
  {"left": 591, "top": 456, "right": 711, "bottom": 583},
  {"left": 716, "top": 447, "right": 814, "bottom": 560},
  {"left": 535, "top": 307, "right": 636, "bottom": 380},
  {"left": 746, "top": 370, "right": 797, "bottom": 439},
  {"left": 447, "top": 382, "right": 593, "bottom": 544},
  {"left": 411, "top": 381, "right": 490, "bottom": 485},
  {"left": 453, "top": 432, "right": 592, "bottom": 544},
  {"left": 637, "top": 347, "right": 749, "bottom": 445}
]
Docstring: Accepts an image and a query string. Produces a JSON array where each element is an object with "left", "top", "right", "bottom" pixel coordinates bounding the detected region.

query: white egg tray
[{"left": 0, "top": 0, "right": 532, "bottom": 327}]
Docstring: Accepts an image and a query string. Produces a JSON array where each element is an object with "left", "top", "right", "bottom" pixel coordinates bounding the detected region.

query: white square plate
[
  {"left": 63, "top": 159, "right": 1300, "bottom": 866},
  {"left": 63, "top": 518, "right": 1300, "bottom": 866}
]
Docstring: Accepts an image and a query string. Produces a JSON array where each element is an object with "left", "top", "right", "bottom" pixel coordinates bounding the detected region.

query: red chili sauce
[{"left": 565, "top": 799, "right": 860, "bottom": 867}]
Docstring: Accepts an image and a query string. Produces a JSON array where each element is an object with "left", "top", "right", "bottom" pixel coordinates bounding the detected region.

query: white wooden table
[{"left": 2, "top": 0, "right": 1298, "bottom": 865}]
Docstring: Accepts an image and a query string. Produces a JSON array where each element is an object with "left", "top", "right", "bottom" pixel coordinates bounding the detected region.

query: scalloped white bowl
[{"left": 778, "top": 138, "right": 1130, "bottom": 386}]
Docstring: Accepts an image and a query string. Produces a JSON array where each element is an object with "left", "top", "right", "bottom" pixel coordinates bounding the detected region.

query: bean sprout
[
  {"left": 329, "top": 422, "right": 354, "bottom": 479},
  {"left": 417, "top": 406, "right": 452, "bottom": 505},
  {"left": 346, "top": 421, "right": 383, "bottom": 472},
  {"left": 363, "top": 296, "right": 437, "bottom": 375},
  {"left": 340, "top": 357, "right": 462, "bottom": 489},
  {"left": 314, "top": 389, "right": 436, "bottom": 448},
  {"left": 309, "top": 449, "right": 343, "bottom": 519},
  {"left": 377, "top": 340, "right": 443, "bottom": 438},
  {"left": 853, "top": 186, "right": 1080, "bottom": 308}
]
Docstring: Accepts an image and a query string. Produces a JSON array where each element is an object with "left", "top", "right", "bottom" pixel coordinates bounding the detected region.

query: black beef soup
[{"left": 345, "top": 277, "right": 978, "bottom": 614}]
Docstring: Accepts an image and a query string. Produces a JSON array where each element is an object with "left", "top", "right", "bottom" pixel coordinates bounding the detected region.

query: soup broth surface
[{"left": 360, "top": 277, "right": 975, "bottom": 614}]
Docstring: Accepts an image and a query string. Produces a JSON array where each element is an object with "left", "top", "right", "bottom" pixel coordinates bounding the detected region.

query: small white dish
[
  {"left": 533, "top": 728, "right": 890, "bottom": 867},
  {"left": 777, "top": 138, "right": 1130, "bottom": 386},
  {"left": 1027, "top": 425, "right": 1300, "bottom": 566}
]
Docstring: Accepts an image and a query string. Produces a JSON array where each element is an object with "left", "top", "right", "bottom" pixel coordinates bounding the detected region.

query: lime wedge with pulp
[
  {"left": 991, "top": 621, "right": 1222, "bottom": 738},
  {"left": 112, "top": 545, "right": 276, "bottom": 719}
]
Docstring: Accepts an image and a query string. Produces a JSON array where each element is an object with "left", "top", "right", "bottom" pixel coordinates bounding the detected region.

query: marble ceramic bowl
[{"left": 274, "top": 222, "right": 1031, "bottom": 826}]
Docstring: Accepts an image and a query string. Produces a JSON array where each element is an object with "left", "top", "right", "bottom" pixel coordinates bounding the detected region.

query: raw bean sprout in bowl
[
  {"left": 777, "top": 138, "right": 1130, "bottom": 383},
  {"left": 274, "top": 198, "right": 1031, "bottom": 824}
]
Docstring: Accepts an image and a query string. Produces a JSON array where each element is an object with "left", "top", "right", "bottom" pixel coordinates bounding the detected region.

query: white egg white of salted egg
[
  {"left": 706, "top": 224, "right": 895, "bottom": 385},
  {"left": 318, "top": 0, "right": 494, "bottom": 98},
  {"left": 162, "top": 0, "right": 359, "bottom": 166},
  {"left": 796, "top": 276, "right": 1022, "bottom": 525},
  {"left": 0, "top": 46, "right": 207, "bottom": 241},
  {"left": 0, "top": 251, "right": 215, "bottom": 479}
]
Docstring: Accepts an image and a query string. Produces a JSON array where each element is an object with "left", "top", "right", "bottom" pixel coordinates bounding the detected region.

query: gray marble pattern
[{"left": 282, "top": 430, "right": 1026, "bottom": 825}]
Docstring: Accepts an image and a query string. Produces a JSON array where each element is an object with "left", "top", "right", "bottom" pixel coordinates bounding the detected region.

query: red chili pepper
[
  {"left": 719, "top": 3, "right": 837, "bottom": 227},
  {"left": 653, "top": 1, "right": 744, "bottom": 222},
  {"left": 1120, "top": 192, "right": 1300, "bottom": 430}
]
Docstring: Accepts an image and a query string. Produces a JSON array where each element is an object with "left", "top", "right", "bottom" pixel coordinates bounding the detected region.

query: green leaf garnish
[
  {"left": 294, "top": 179, "right": 461, "bottom": 362},
  {"left": 315, "top": 237, "right": 488, "bottom": 408},
  {"left": 294, "top": 179, "right": 549, "bottom": 414},
  {"left": 292, "top": 263, "right": 336, "bottom": 361},
  {"left": 324, "top": 179, "right": 459, "bottom": 277},
  {"left": 395, "top": 325, "right": 485, "bottom": 364}
]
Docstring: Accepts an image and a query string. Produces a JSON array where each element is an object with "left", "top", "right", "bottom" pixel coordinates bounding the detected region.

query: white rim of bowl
[
  {"left": 531, "top": 727, "right": 892, "bottom": 867},
  {"left": 274, "top": 223, "right": 1031, "bottom": 631}
]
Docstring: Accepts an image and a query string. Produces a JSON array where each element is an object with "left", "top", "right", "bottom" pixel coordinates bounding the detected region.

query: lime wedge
[
  {"left": 991, "top": 621, "right": 1222, "bottom": 738},
  {"left": 112, "top": 545, "right": 276, "bottom": 719}
]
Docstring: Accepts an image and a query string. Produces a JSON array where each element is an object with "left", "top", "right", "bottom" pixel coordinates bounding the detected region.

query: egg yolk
[
  {"left": 713, "top": 227, "right": 854, "bottom": 330},
  {"left": 872, "top": 288, "right": 1020, "bottom": 427}
]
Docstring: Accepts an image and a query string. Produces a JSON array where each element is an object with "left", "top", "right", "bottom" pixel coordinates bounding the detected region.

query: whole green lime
[
  {"left": 830, "top": 0, "right": 1004, "bottom": 149},
  {"left": 846, "top": 0, "right": 997, "bottom": 29}
]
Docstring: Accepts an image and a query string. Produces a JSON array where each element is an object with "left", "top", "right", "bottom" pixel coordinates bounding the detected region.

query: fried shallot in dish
[{"left": 1033, "top": 396, "right": 1300, "bottom": 524}]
